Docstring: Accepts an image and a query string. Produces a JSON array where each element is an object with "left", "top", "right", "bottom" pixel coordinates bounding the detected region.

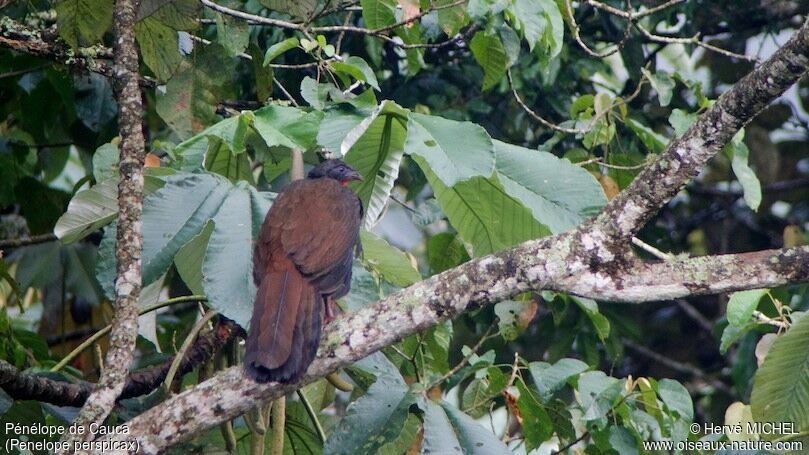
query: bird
[{"left": 244, "top": 159, "right": 363, "bottom": 383}]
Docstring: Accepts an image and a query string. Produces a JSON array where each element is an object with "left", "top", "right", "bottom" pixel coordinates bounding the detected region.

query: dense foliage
[{"left": 0, "top": 0, "right": 808, "bottom": 453}]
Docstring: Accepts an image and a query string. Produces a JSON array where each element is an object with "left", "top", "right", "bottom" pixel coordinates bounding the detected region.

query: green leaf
[
  {"left": 470, "top": 32, "right": 508, "bottom": 91},
  {"left": 95, "top": 222, "right": 116, "bottom": 299},
  {"left": 657, "top": 379, "right": 694, "bottom": 422},
  {"left": 54, "top": 178, "right": 118, "bottom": 243},
  {"left": 324, "top": 354, "right": 415, "bottom": 454},
  {"left": 668, "top": 109, "right": 697, "bottom": 138},
  {"left": 440, "top": 401, "right": 510, "bottom": 454},
  {"left": 424, "top": 322, "right": 453, "bottom": 374},
  {"left": 625, "top": 118, "right": 667, "bottom": 154},
  {"left": 156, "top": 70, "right": 214, "bottom": 140},
  {"left": 174, "top": 220, "right": 215, "bottom": 295},
  {"left": 202, "top": 182, "right": 272, "bottom": 329},
  {"left": 422, "top": 400, "right": 463, "bottom": 453},
  {"left": 516, "top": 381, "right": 554, "bottom": 451},
  {"left": 92, "top": 142, "right": 119, "bottom": 182},
  {"left": 360, "top": 0, "right": 397, "bottom": 29},
  {"left": 728, "top": 130, "right": 762, "bottom": 211},
  {"left": 138, "top": 0, "right": 200, "bottom": 30},
  {"left": 436, "top": 0, "right": 469, "bottom": 36},
  {"left": 142, "top": 173, "right": 231, "bottom": 285},
  {"left": 283, "top": 401, "right": 324, "bottom": 455},
  {"left": 330, "top": 56, "right": 380, "bottom": 91},
  {"left": 719, "top": 321, "right": 757, "bottom": 354},
  {"left": 317, "top": 108, "right": 368, "bottom": 153},
  {"left": 136, "top": 17, "right": 184, "bottom": 81},
  {"left": 641, "top": 68, "right": 676, "bottom": 107},
  {"left": 342, "top": 101, "right": 409, "bottom": 228},
  {"left": 253, "top": 105, "right": 323, "bottom": 152},
  {"left": 494, "top": 140, "right": 607, "bottom": 234},
  {"left": 751, "top": 315, "right": 809, "bottom": 440},
  {"left": 494, "top": 300, "right": 526, "bottom": 341},
  {"left": 359, "top": 230, "right": 421, "bottom": 287},
  {"left": 156, "top": 61, "right": 224, "bottom": 139},
  {"left": 405, "top": 112, "right": 495, "bottom": 187},
  {"left": 378, "top": 412, "right": 421, "bottom": 455},
  {"left": 260, "top": 0, "right": 317, "bottom": 19},
  {"left": 577, "top": 371, "right": 622, "bottom": 422},
  {"left": 174, "top": 112, "right": 254, "bottom": 171},
  {"left": 528, "top": 358, "right": 589, "bottom": 402},
  {"left": 215, "top": 12, "right": 249, "bottom": 57},
  {"left": 56, "top": 0, "right": 113, "bottom": 48},
  {"left": 204, "top": 138, "right": 254, "bottom": 184},
  {"left": 509, "top": 0, "right": 563, "bottom": 56},
  {"left": 263, "top": 37, "right": 300, "bottom": 66},
  {"left": 727, "top": 289, "right": 768, "bottom": 327},
  {"left": 427, "top": 232, "right": 470, "bottom": 275},
  {"left": 418, "top": 158, "right": 550, "bottom": 256},
  {"left": 572, "top": 297, "right": 610, "bottom": 340}
]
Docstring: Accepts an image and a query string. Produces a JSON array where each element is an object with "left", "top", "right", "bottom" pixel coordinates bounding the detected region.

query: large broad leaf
[
  {"left": 405, "top": 113, "right": 494, "bottom": 187},
  {"left": 317, "top": 108, "right": 369, "bottom": 153},
  {"left": 417, "top": 157, "right": 549, "bottom": 256},
  {"left": 174, "top": 220, "right": 215, "bottom": 295},
  {"left": 56, "top": 0, "right": 114, "bottom": 48},
  {"left": 142, "top": 172, "right": 272, "bottom": 327},
  {"left": 204, "top": 138, "right": 255, "bottom": 184},
  {"left": 54, "top": 178, "right": 118, "bottom": 243},
  {"left": 359, "top": 230, "right": 420, "bottom": 287},
  {"left": 325, "top": 353, "right": 417, "bottom": 453},
  {"left": 138, "top": 0, "right": 200, "bottom": 30},
  {"left": 494, "top": 140, "right": 606, "bottom": 234},
  {"left": 529, "top": 358, "right": 589, "bottom": 402},
  {"left": 174, "top": 112, "right": 254, "bottom": 171},
  {"left": 436, "top": 0, "right": 469, "bottom": 36},
  {"left": 751, "top": 315, "right": 809, "bottom": 440},
  {"left": 253, "top": 105, "right": 323, "bottom": 151},
  {"left": 156, "top": 47, "right": 234, "bottom": 140},
  {"left": 136, "top": 17, "right": 184, "bottom": 81},
  {"left": 341, "top": 101, "right": 409, "bottom": 228},
  {"left": 215, "top": 12, "right": 249, "bottom": 57},
  {"left": 360, "top": 0, "right": 397, "bottom": 29},
  {"left": 509, "top": 0, "right": 563, "bottom": 56},
  {"left": 437, "top": 401, "right": 510, "bottom": 454},
  {"left": 202, "top": 183, "right": 273, "bottom": 328},
  {"left": 470, "top": 31, "right": 508, "bottom": 91},
  {"left": 54, "top": 172, "right": 169, "bottom": 244}
]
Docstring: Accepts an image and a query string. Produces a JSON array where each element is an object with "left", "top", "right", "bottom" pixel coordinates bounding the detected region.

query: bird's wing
[{"left": 276, "top": 178, "right": 362, "bottom": 287}]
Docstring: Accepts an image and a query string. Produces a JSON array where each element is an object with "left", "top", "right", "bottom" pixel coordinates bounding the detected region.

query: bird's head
[{"left": 308, "top": 159, "right": 363, "bottom": 186}]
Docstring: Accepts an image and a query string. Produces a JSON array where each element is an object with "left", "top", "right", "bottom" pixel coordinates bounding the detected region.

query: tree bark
[{"left": 59, "top": 0, "right": 146, "bottom": 450}]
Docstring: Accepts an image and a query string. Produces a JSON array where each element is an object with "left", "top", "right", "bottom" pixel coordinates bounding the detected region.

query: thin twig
[
  {"left": 163, "top": 309, "right": 218, "bottom": 393},
  {"left": 631, "top": 237, "right": 673, "bottom": 260},
  {"left": 635, "top": 23, "right": 759, "bottom": 62},
  {"left": 0, "top": 233, "right": 57, "bottom": 249},
  {"left": 675, "top": 300, "right": 714, "bottom": 333},
  {"left": 587, "top": 0, "right": 685, "bottom": 20},
  {"left": 623, "top": 339, "right": 733, "bottom": 395},
  {"left": 429, "top": 323, "right": 497, "bottom": 388}
]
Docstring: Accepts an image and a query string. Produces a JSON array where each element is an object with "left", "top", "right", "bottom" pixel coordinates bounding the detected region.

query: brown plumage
[{"left": 244, "top": 160, "right": 363, "bottom": 383}]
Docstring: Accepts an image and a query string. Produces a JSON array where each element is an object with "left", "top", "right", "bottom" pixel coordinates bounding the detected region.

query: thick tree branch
[
  {"left": 61, "top": 0, "right": 146, "bottom": 448},
  {"left": 0, "top": 318, "right": 241, "bottom": 407}
]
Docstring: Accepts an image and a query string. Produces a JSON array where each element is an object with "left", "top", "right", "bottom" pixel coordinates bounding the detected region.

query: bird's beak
[{"left": 347, "top": 169, "right": 363, "bottom": 181}]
